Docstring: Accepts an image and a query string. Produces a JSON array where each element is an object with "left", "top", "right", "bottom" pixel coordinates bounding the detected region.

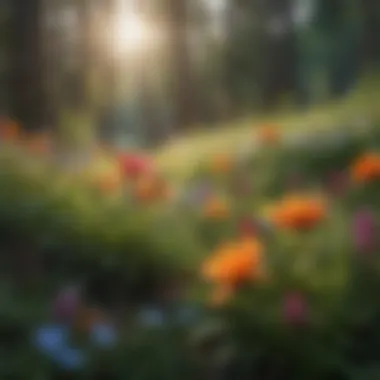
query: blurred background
[
  {"left": 1, "top": 2, "right": 380, "bottom": 379},
  {"left": 1, "top": 0, "right": 379, "bottom": 149}
]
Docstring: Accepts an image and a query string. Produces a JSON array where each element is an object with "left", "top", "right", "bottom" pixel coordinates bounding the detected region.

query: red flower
[{"left": 118, "top": 153, "right": 152, "bottom": 180}]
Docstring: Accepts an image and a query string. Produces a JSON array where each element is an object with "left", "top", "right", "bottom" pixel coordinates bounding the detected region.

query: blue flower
[
  {"left": 90, "top": 323, "right": 117, "bottom": 349},
  {"left": 33, "top": 324, "right": 68, "bottom": 354},
  {"left": 33, "top": 324, "right": 86, "bottom": 371}
]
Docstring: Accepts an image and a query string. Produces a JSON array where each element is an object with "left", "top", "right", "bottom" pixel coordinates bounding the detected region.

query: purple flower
[
  {"left": 283, "top": 292, "right": 308, "bottom": 326},
  {"left": 352, "top": 209, "right": 377, "bottom": 253},
  {"left": 52, "top": 286, "right": 81, "bottom": 324}
]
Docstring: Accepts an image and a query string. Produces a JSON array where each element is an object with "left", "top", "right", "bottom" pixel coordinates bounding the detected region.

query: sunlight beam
[{"left": 111, "top": 5, "right": 152, "bottom": 56}]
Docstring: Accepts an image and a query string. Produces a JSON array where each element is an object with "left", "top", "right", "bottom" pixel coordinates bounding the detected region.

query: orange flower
[
  {"left": 0, "top": 118, "right": 19, "bottom": 142},
  {"left": 258, "top": 124, "right": 280, "bottom": 144},
  {"left": 209, "top": 154, "right": 232, "bottom": 174},
  {"left": 203, "top": 196, "right": 229, "bottom": 219},
  {"left": 351, "top": 152, "right": 380, "bottom": 183},
  {"left": 134, "top": 175, "right": 168, "bottom": 202},
  {"left": 202, "top": 237, "right": 263, "bottom": 286},
  {"left": 271, "top": 194, "right": 326, "bottom": 230}
]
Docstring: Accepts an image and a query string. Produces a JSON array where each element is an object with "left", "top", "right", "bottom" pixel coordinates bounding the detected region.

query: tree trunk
[
  {"left": 95, "top": 0, "right": 118, "bottom": 144},
  {"left": 72, "top": 0, "right": 92, "bottom": 111},
  {"left": 258, "top": 0, "right": 297, "bottom": 108},
  {"left": 166, "top": 0, "right": 198, "bottom": 130},
  {"left": 359, "top": 0, "right": 380, "bottom": 66},
  {"left": 224, "top": 0, "right": 297, "bottom": 111},
  {"left": 9, "top": 0, "right": 47, "bottom": 131},
  {"left": 43, "top": 0, "right": 62, "bottom": 129}
]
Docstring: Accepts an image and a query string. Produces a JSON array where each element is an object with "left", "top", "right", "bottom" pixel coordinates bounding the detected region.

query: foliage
[
  {"left": 2, "top": 120, "right": 380, "bottom": 379},
  {"left": 167, "top": 121, "right": 380, "bottom": 380},
  {"left": 0, "top": 142, "right": 201, "bottom": 304}
]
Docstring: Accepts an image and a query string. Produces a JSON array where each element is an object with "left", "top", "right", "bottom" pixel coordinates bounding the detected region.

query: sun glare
[{"left": 113, "top": 12, "right": 150, "bottom": 54}]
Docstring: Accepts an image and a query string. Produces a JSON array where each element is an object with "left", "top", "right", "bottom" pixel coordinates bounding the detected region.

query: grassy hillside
[{"left": 155, "top": 74, "right": 380, "bottom": 182}]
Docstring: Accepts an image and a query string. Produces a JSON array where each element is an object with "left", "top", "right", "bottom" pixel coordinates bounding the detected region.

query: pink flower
[
  {"left": 283, "top": 292, "right": 308, "bottom": 326},
  {"left": 352, "top": 209, "right": 377, "bottom": 253},
  {"left": 52, "top": 286, "right": 81, "bottom": 323},
  {"left": 118, "top": 153, "right": 152, "bottom": 180}
]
